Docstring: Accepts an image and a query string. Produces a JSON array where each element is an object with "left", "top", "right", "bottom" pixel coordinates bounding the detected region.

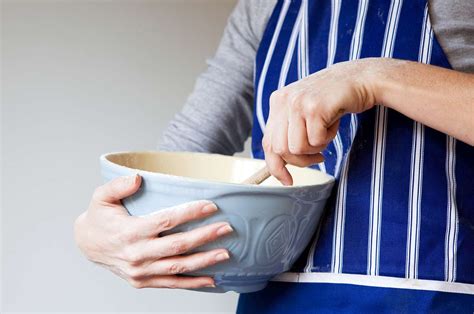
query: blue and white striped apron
[{"left": 238, "top": 0, "right": 474, "bottom": 312}]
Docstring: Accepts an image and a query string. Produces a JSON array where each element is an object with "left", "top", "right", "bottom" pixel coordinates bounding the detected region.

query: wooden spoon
[{"left": 241, "top": 165, "right": 272, "bottom": 185}]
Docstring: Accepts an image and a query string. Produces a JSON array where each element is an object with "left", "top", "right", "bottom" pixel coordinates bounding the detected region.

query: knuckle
[
  {"left": 164, "top": 281, "right": 179, "bottom": 289},
  {"left": 170, "top": 239, "right": 188, "bottom": 255},
  {"left": 272, "top": 171, "right": 286, "bottom": 182},
  {"left": 270, "top": 90, "right": 289, "bottom": 107},
  {"left": 91, "top": 186, "right": 104, "bottom": 202},
  {"left": 288, "top": 143, "right": 304, "bottom": 155},
  {"left": 290, "top": 94, "right": 304, "bottom": 110},
  {"left": 73, "top": 213, "right": 85, "bottom": 235},
  {"left": 168, "top": 262, "right": 187, "bottom": 275},
  {"left": 262, "top": 136, "right": 271, "bottom": 152},
  {"left": 308, "top": 131, "right": 326, "bottom": 147},
  {"left": 303, "top": 100, "right": 319, "bottom": 118},
  {"left": 157, "top": 216, "right": 172, "bottom": 231},
  {"left": 122, "top": 247, "right": 144, "bottom": 265},
  {"left": 305, "top": 108, "right": 317, "bottom": 120},
  {"left": 267, "top": 163, "right": 280, "bottom": 177},
  {"left": 309, "top": 137, "right": 326, "bottom": 148},
  {"left": 269, "top": 90, "right": 281, "bottom": 104},
  {"left": 272, "top": 144, "right": 287, "bottom": 155},
  {"left": 126, "top": 266, "right": 144, "bottom": 280},
  {"left": 129, "top": 279, "right": 145, "bottom": 289}
]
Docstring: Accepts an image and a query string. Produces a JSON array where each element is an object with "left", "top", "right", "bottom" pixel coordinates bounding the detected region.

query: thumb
[{"left": 93, "top": 174, "right": 142, "bottom": 204}]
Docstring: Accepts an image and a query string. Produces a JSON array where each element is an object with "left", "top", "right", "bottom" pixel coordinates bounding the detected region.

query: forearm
[
  {"left": 159, "top": 61, "right": 253, "bottom": 155},
  {"left": 373, "top": 59, "right": 474, "bottom": 145}
]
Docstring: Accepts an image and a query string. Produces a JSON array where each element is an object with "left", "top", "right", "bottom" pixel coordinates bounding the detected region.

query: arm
[
  {"left": 159, "top": 0, "right": 274, "bottom": 154},
  {"left": 262, "top": 58, "right": 474, "bottom": 184},
  {"left": 374, "top": 59, "right": 474, "bottom": 145}
]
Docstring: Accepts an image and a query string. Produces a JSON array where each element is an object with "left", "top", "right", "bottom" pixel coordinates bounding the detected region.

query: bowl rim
[{"left": 100, "top": 150, "right": 335, "bottom": 192}]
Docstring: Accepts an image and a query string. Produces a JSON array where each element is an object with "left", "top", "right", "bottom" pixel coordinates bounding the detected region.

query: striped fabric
[{"left": 244, "top": 0, "right": 473, "bottom": 311}]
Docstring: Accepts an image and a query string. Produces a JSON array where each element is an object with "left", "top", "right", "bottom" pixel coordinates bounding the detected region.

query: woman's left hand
[{"left": 263, "top": 58, "right": 380, "bottom": 185}]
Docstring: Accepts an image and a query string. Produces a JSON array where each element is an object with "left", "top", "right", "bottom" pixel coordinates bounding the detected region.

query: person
[{"left": 74, "top": 0, "right": 474, "bottom": 312}]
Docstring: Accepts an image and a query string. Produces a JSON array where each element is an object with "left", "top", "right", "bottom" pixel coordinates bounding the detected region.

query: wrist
[{"left": 366, "top": 58, "right": 405, "bottom": 108}]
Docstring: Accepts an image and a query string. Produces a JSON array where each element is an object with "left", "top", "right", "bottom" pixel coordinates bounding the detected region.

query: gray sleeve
[
  {"left": 430, "top": 0, "right": 474, "bottom": 73},
  {"left": 158, "top": 0, "right": 276, "bottom": 155}
]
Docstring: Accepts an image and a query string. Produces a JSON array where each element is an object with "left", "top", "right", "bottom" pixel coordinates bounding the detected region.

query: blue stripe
[
  {"left": 307, "top": 0, "right": 332, "bottom": 74},
  {"left": 341, "top": 110, "right": 375, "bottom": 274},
  {"left": 377, "top": 0, "right": 427, "bottom": 278},
  {"left": 455, "top": 141, "right": 474, "bottom": 284},
  {"left": 430, "top": 33, "right": 452, "bottom": 69},
  {"left": 340, "top": 0, "right": 391, "bottom": 275},
  {"left": 311, "top": 190, "right": 337, "bottom": 272},
  {"left": 358, "top": 0, "right": 391, "bottom": 57},
  {"left": 323, "top": 122, "right": 353, "bottom": 177},
  {"left": 305, "top": 0, "right": 336, "bottom": 174},
  {"left": 285, "top": 19, "right": 301, "bottom": 86},
  {"left": 261, "top": 1, "right": 302, "bottom": 124},
  {"left": 237, "top": 281, "right": 474, "bottom": 313},
  {"left": 333, "top": 0, "right": 359, "bottom": 64},
  {"left": 254, "top": 1, "right": 283, "bottom": 96},
  {"left": 331, "top": 0, "right": 360, "bottom": 176},
  {"left": 392, "top": 0, "right": 425, "bottom": 61},
  {"left": 417, "top": 129, "right": 448, "bottom": 281},
  {"left": 377, "top": 109, "right": 412, "bottom": 278}
]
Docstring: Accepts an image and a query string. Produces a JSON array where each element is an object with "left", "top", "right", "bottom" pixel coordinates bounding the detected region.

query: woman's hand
[
  {"left": 264, "top": 57, "right": 474, "bottom": 185},
  {"left": 74, "top": 174, "right": 233, "bottom": 289},
  {"left": 263, "top": 59, "right": 378, "bottom": 185}
]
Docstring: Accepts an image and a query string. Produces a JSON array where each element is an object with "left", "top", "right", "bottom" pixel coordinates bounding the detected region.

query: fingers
[
  {"left": 264, "top": 102, "right": 326, "bottom": 186},
  {"left": 264, "top": 101, "right": 293, "bottom": 186},
  {"left": 288, "top": 113, "right": 323, "bottom": 155},
  {"left": 264, "top": 150, "right": 293, "bottom": 186},
  {"left": 93, "top": 174, "right": 142, "bottom": 204},
  {"left": 136, "top": 200, "right": 219, "bottom": 237},
  {"left": 133, "top": 221, "right": 233, "bottom": 261},
  {"left": 137, "top": 249, "right": 230, "bottom": 277},
  {"left": 122, "top": 247, "right": 231, "bottom": 289},
  {"left": 131, "top": 275, "right": 215, "bottom": 289},
  {"left": 288, "top": 114, "right": 308, "bottom": 154},
  {"left": 283, "top": 153, "right": 324, "bottom": 168},
  {"left": 271, "top": 112, "right": 289, "bottom": 156},
  {"left": 326, "top": 119, "right": 340, "bottom": 142},
  {"left": 305, "top": 109, "right": 340, "bottom": 147},
  {"left": 306, "top": 116, "right": 329, "bottom": 148}
]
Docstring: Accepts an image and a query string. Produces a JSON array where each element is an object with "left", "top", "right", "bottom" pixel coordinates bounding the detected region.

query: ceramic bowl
[{"left": 100, "top": 151, "right": 334, "bottom": 293}]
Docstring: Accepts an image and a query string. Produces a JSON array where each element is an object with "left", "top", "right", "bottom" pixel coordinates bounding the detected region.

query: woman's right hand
[{"left": 74, "top": 174, "right": 233, "bottom": 289}]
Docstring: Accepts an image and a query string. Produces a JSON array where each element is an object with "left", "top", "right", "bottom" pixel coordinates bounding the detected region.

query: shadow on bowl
[{"left": 100, "top": 151, "right": 335, "bottom": 293}]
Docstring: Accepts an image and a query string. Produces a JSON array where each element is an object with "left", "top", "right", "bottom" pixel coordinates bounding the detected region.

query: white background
[{"left": 1, "top": 0, "right": 245, "bottom": 312}]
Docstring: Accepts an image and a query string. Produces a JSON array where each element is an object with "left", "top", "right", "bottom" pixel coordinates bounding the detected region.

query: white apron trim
[{"left": 271, "top": 272, "right": 474, "bottom": 295}]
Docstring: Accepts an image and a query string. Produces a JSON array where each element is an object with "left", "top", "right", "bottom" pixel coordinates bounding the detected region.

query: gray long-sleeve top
[{"left": 159, "top": 0, "right": 474, "bottom": 154}]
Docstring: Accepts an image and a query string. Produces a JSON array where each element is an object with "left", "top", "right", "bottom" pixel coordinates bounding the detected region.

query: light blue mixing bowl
[{"left": 100, "top": 151, "right": 334, "bottom": 293}]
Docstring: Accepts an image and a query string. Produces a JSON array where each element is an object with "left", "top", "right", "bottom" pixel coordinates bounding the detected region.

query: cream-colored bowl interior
[{"left": 105, "top": 151, "right": 332, "bottom": 187}]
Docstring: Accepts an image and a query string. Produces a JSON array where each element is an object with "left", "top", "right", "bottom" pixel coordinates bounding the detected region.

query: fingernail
[
  {"left": 216, "top": 224, "right": 233, "bottom": 236},
  {"left": 126, "top": 174, "right": 138, "bottom": 185},
  {"left": 215, "top": 251, "right": 230, "bottom": 262},
  {"left": 205, "top": 283, "right": 216, "bottom": 288},
  {"left": 201, "top": 203, "right": 218, "bottom": 214}
]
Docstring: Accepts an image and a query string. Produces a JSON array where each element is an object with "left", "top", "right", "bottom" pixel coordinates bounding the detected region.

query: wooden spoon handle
[{"left": 241, "top": 165, "right": 272, "bottom": 185}]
